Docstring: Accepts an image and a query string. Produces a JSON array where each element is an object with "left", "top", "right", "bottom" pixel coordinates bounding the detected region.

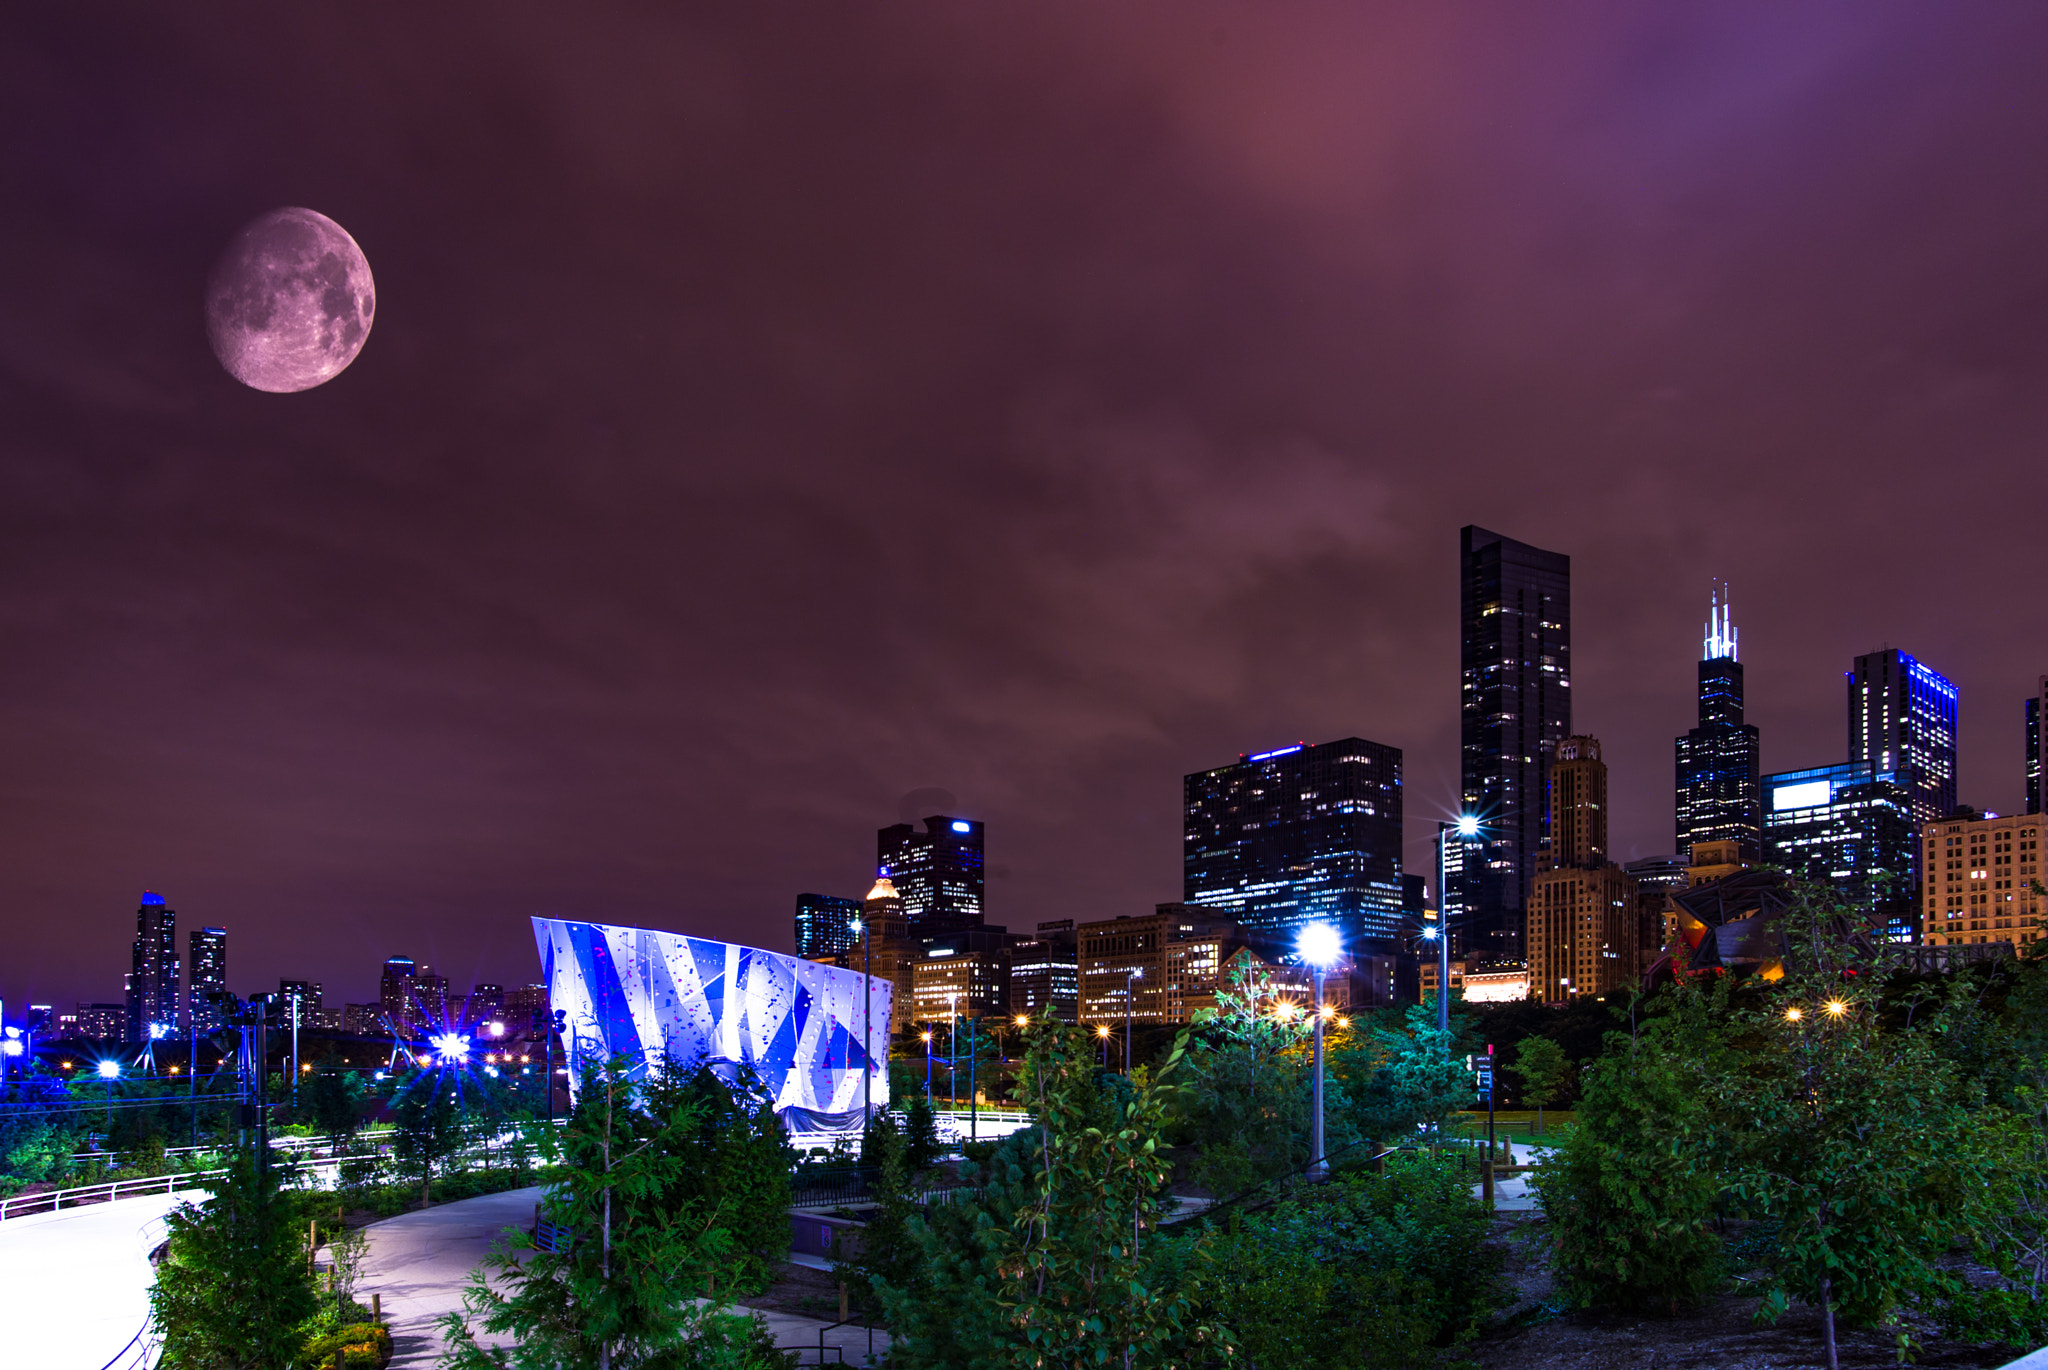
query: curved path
[
  {"left": 0, "top": 1189, "right": 202, "bottom": 1370},
  {"left": 356, "top": 1186, "right": 889, "bottom": 1368}
]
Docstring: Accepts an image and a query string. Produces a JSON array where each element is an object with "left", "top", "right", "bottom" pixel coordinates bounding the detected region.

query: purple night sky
[{"left": 5, "top": 5, "right": 2048, "bottom": 1009}]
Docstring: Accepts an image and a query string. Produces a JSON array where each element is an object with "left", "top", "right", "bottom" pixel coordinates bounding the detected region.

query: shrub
[{"left": 299, "top": 1322, "right": 391, "bottom": 1370}]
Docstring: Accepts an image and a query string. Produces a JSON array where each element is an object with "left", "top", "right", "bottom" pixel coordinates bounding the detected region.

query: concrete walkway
[
  {"left": 357, "top": 1186, "right": 890, "bottom": 1367},
  {"left": 0, "top": 1189, "right": 202, "bottom": 1370}
]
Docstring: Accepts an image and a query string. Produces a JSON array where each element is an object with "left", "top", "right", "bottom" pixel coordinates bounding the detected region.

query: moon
[{"left": 205, "top": 207, "right": 375, "bottom": 393}]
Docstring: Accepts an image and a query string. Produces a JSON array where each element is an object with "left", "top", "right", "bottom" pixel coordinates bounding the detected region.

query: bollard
[
  {"left": 372, "top": 1292, "right": 381, "bottom": 1326},
  {"left": 839, "top": 1281, "right": 849, "bottom": 1322},
  {"left": 1482, "top": 1151, "right": 1494, "bottom": 1209}
]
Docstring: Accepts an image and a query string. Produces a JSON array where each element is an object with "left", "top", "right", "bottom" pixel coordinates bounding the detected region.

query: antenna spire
[{"left": 1704, "top": 579, "right": 1738, "bottom": 661}]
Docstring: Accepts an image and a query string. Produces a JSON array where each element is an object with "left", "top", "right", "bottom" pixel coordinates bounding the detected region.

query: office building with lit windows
[
  {"left": 2027, "top": 677, "right": 2048, "bottom": 814},
  {"left": 1921, "top": 811, "right": 2042, "bottom": 949},
  {"left": 793, "top": 893, "right": 863, "bottom": 960},
  {"left": 1675, "top": 584, "right": 1761, "bottom": 860},
  {"left": 1762, "top": 762, "right": 1918, "bottom": 938},
  {"left": 127, "top": 892, "right": 179, "bottom": 1044},
  {"left": 1458, "top": 525, "right": 1571, "bottom": 965},
  {"left": 877, "top": 815, "right": 984, "bottom": 929},
  {"left": 1527, "top": 737, "right": 1640, "bottom": 1004},
  {"left": 1008, "top": 921, "right": 1078, "bottom": 1021},
  {"left": 1183, "top": 737, "right": 1404, "bottom": 950},
  {"left": 187, "top": 925, "right": 227, "bottom": 1034},
  {"left": 1848, "top": 649, "right": 1957, "bottom": 825}
]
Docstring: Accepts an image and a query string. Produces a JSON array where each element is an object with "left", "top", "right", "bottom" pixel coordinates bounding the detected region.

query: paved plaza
[{"left": 0, "top": 1189, "right": 200, "bottom": 1370}]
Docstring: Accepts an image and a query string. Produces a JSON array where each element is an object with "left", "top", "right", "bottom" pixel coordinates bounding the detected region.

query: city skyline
[{"left": 9, "top": 9, "right": 2048, "bottom": 1010}]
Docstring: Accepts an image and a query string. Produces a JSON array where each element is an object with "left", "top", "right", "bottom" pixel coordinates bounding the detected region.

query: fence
[{"left": 0, "top": 1168, "right": 228, "bottom": 1222}]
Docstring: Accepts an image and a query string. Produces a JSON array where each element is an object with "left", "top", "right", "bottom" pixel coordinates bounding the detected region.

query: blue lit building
[
  {"left": 793, "top": 893, "right": 862, "bottom": 961},
  {"left": 1674, "top": 584, "right": 1761, "bottom": 860},
  {"left": 877, "top": 815, "right": 984, "bottom": 930},
  {"left": 1763, "top": 762, "right": 1918, "bottom": 938},
  {"left": 1847, "top": 650, "right": 1957, "bottom": 825},
  {"left": 127, "top": 892, "right": 179, "bottom": 1044},
  {"left": 1459, "top": 525, "right": 1571, "bottom": 965},
  {"left": 1183, "top": 737, "right": 1404, "bottom": 951}
]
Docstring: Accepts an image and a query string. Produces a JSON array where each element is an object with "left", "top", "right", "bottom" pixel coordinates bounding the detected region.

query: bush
[
  {"left": 1531, "top": 1022, "right": 1725, "bottom": 1314},
  {"left": 1173, "top": 1151, "right": 1504, "bottom": 1368},
  {"left": 298, "top": 1322, "right": 391, "bottom": 1370}
]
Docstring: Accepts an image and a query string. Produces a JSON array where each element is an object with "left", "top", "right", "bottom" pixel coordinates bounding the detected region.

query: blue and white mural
[{"left": 532, "top": 917, "right": 889, "bottom": 1131}]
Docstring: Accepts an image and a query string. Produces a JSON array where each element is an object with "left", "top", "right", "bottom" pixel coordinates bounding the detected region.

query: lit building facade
[
  {"left": 1183, "top": 737, "right": 1404, "bottom": 950},
  {"left": 1921, "top": 811, "right": 2043, "bottom": 949},
  {"left": 1848, "top": 649, "right": 1957, "bottom": 825},
  {"left": 2028, "top": 677, "right": 2048, "bottom": 814},
  {"left": 910, "top": 945, "right": 1009, "bottom": 1023},
  {"left": 1763, "top": 762, "right": 1918, "bottom": 938},
  {"left": 1675, "top": 584, "right": 1762, "bottom": 860},
  {"left": 1526, "top": 737, "right": 1640, "bottom": 1004},
  {"left": 127, "top": 892, "right": 179, "bottom": 1044},
  {"left": 859, "top": 877, "right": 918, "bottom": 1034},
  {"left": 794, "top": 893, "right": 863, "bottom": 960},
  {"left": 1459, "top": 525, "right": 1571, "bottom": 965},
  {"left": 502, "top": 982, "right": 551, "bottom": 1037},
  {"left": 379, "top": 956, "right": 449, "bottom": 1038},
  {"left": 187, "top": 925, "right": 227, "bottom": 1034},
  {"left": 877, "top": 816, "right": 984, "bottom": 929},
  {"left": 1008, "top": 921, "right": 1078, "bottom": 1021}
]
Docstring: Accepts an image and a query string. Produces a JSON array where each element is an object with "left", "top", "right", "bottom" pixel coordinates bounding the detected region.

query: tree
[
  {"left": 1507, "top": 1036, "right": 1571, "bottom": 1134},
  {"left": 151, "top": 1143, "right": 319, "bottom": 1370},
  {"left": 639, "top": 1059, "right": 793, "bottom": 1294},
  {"left": 390, "top": 1067, "right": 465, "bottom": 1207},
  {"left": 1529, "top": 997, "right": 1726, "bottom": 1314},
  {"left": 1177, "top": 956, "right": 1310, "bottom": 1196},
  {"left": 306, "top": 1068, "right": 364, "bottom": 1153},
  {"left": 1715, "top": 879, "right": 2029, "bottom": 1370},
  {"left": 440, "top": 1054, "right": 794, "bottom": 1370},
  {"left": 870, "top": 1013, "right": 1230, "bottom": 1369},
  {"left": 1330, "top": 1003, "right": 1470, "bottom": 1146}
]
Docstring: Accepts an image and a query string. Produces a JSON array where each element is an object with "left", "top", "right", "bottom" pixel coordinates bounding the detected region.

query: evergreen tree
[
  {"left": 390, "top": 1066, "right": 464, "bottom": 1207},
  {"left": 151, "top": 1143, "right": 319, "bottom": 1370},
  {"left": 1505, "top": 1035, "right": 1570, "bottom": 1134}
]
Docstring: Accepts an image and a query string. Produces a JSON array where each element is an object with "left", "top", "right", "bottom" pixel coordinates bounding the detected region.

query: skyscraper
[
  {"left": 876, "top": 816, "right": 984, "bottom": 929},
  {"left": 1458, "top": 525, "right": 1571, "bottom": 964},
  {"left": 187, "top": 925, "right": 227, "bottom": 1034},
  {"left": 794, "top": 893, "right": 863, "bottom": 960},
  {"left": 1675, "top": 583, "right": 1762, "bottom": 860},
  {"left": 1763, "top": 762, "right": 1918, "bottom": 938},
  {"left": 1183, "top": 736, "right": 1404, "bottom": 949},
  {"left": 127, "top": 892, "right": 179, "bottom": 1044},
  {"left": 1847, "top": 649, "right": 1957, "bottom": 824},
  {"left": 1527, "top": 737, "right": 1640, "bottom": 1004},
  {"left": 2026, "top": 677, "right": 2047, "bottom": 815}
]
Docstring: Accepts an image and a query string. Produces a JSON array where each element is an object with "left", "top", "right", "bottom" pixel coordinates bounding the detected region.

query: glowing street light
[
  {"left": 1298, "top": 922, "right": 1343, "bottom": 1182},
  {"left": 1434, "top": 815, "right": 1483, "bottom": 1036},
  {"left": 1785, "top": 1007, "right": 1804, "bottom": 1022},
  {"left": 1824, "top": 999, "right": 1848, "bottom": 1018},
  {"left": 432, "top": 1032, "right": 469, "bottom": 1063},
  {"left": 98, "top": 1059, "right": 120, "bottom": 1079}
]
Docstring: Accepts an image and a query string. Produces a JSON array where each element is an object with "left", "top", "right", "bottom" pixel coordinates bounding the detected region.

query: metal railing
[
  {"left": 97, "top": 1313, "right": 158, "bottom": 1370},
  {"left": 0, "top": 1168, "right": 227, "bottom": 1222}
]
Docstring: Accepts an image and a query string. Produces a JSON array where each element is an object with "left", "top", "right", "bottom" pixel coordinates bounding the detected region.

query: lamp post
[
  {"left": 1435, "top": 815, "right": 1481, "bottom": 1036},
  {"left": 98, "top": 1058, "right": 119, "bottom": 1135},
  {"left": 1096, "top": 1023, "right": 1110, "bottom": 1067},
  {"left": 946, "top": 992, "right": 958, "bottom": 1106},
  {"left": 1298, "top": 924, "right": 1342, "bottom": 1182},
  {"left": 851, "top": 916, "right": 870, "bottom": 1120},
  {"left": 921, "top": 1029, "right": 932, "bottom": 1100},
  {"left": 1123, "top": 967, "right": 1142, "bottom": 1074}
]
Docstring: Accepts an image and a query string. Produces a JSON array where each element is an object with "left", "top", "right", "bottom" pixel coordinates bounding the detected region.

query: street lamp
[
  {"left": 1123, "top": 968, "right": 1143, "bottom": 1075},
  {"left": 98, "top": 1058, "right": 119, "bottom": 1134},
  {"left": 1434, "top": 815, "right": 1481, "bottom": 1036},
  {"left": 1096, "top": 1023, "right": 1111, "bottom": 1067},
  {"left": 851, "top": 916, "right": 871, "bottom": 1121},
  {"left": 920, "top": 1029, "right": 933, "bottom": 1100},
  {"left": 947, "top": 992, "right": 959, "bottom": 1105},
  {"left": 1298, "top": 923, "right": 1343, "bottom": 1182}
]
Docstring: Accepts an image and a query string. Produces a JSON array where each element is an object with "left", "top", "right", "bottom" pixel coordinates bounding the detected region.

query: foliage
[
  {"left": 300, "top": 1322, "right": 392, "bottom": 1370},
  {"left": 390, "top": 1067, "right": 465, "bottom": 1207},
  {"left": 1530, "top": 999, "right": 1726, "bottom": 1314},
  {"left": 306, "top": 1070, "right": 365, "bottom": 1151},
  {"left": 900, "top": 1091, "right": 943, "bottom": 1171},
  {"left": 1329, "top": 1003, "right": 1471, "bottom": 1146},
  {"left": 639, "top": 1059, "right": 794, "bottom": 1293},
  {"left": 1171, "top": 1152, "right": 1505, "bottom": 1369},
  {"left": 1505, "top": 1036, "right": 1571, "bottom": 1132},
  {"left": 439, "top": 1054, "right": 796, "bottom": 1370},
  {"left": 151, "top": 1143, "right": 320, "bottom": 1370},
  {"left": 1712, "top": 881, "right": 2030, "bottom": 1366},
  {"left": 1176, "top": 956, "right": 1309, "bottom": 1195},
  {"left": 869, "top": 1011, "right": 1229, "bottom": 1370}
]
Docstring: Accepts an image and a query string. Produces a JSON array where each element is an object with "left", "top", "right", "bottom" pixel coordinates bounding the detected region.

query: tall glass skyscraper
[
  {"left": 793, "top": 892, "right": 862, "bottom": 960},
  {"left": 1183, "top": 737, "right": 1404, "bottom": 950},
  {"left": 1847, "top": 649, "right": 1957, "bottom": 825},
  {"left": 2026, "top": 676, "right": 2046, "bottom": 815},
  {"left": 1458, "top": 526, "right": 1570, "bottom": 965},
  {"left": 1763, "top": 762, "right": 1918, "bottom": 939},
  {"left": 127, "top": 892, "right": 179, "bottom": 1044},
  {"left": 1674, "top": 583, "right": 1762, "bottom": 860},
  {"left": 877, "top": 815, "right": 984, "bottom": 929},
  {"left": 188, "top": 925, "right": 227, "bottom": 1033}
]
